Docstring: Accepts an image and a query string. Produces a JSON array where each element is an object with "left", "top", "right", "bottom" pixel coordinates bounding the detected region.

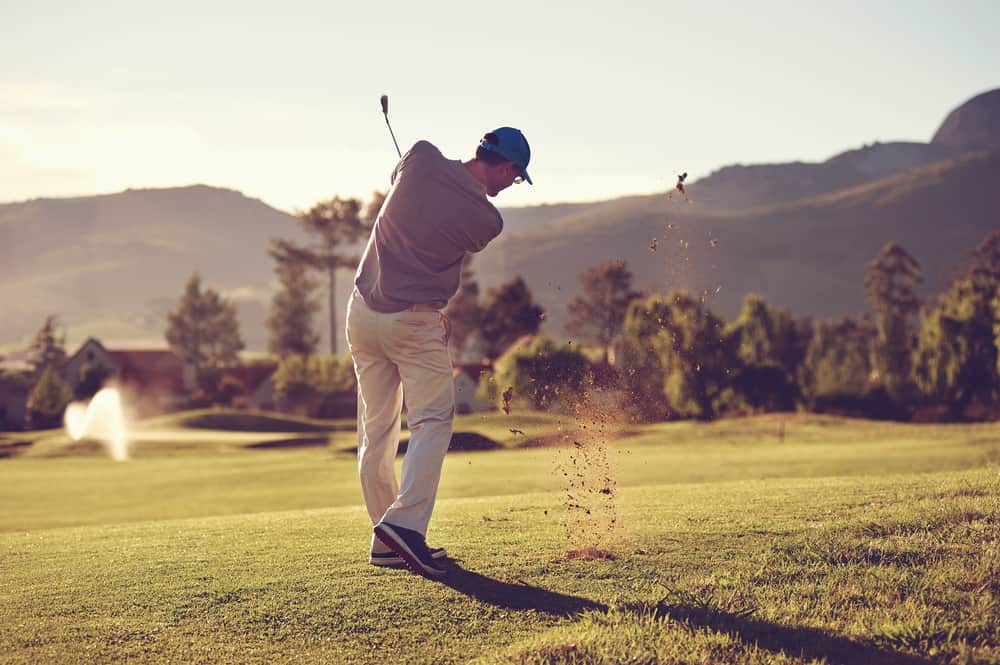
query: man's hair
[{"left": 475, "top": 132, "right": 511, "bottom": 166}]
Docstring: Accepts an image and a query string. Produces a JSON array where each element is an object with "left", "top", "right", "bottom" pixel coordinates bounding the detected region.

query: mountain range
[{"left": 1, "top": 88, "right": 998, "bottom": 355}]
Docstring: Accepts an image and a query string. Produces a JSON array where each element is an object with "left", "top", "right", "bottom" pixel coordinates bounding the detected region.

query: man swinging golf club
[{"left": 347, "top": 98, "right": 532, "bottom": 577}]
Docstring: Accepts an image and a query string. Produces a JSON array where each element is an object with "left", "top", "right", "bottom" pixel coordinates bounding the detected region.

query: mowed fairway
[{"left": 1, "top": 413, "right": 998, "bottom": 664}]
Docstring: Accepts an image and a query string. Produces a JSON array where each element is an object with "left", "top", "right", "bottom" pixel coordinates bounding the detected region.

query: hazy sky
[{"left": 2, "top": 0, "right": 998, "bottom": 212}]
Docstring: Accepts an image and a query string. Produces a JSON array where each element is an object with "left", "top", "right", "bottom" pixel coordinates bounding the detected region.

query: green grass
[{"left": 1, "top": 413, "right": 998, "bottom": 663}]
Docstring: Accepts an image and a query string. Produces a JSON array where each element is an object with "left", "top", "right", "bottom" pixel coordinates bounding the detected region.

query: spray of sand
[
  {"left": 555, "top": 382, "right": 627, "bottom": 560},
  {"left": 554, "top": 181, "right": 698, "bottom": 558},
  {"left": 63, "top": 387, "right": 129, "bottom": 461}
]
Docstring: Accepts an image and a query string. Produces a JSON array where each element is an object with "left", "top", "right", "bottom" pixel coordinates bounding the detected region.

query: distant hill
[
  {"left": 684, "top": 141, "right": 963, "bottom": 212},
  {"left": 670, "top": 90, "right": 1000, "bottom": 212},
  {"left": 932, "top": 89, "right": 1000, "bottom": 152},
  {"left": 1, "top": 88, "right": 997, "bottom": 354},
  {"left": 0, "top": 185, "right": 304, "bottom": 350}
]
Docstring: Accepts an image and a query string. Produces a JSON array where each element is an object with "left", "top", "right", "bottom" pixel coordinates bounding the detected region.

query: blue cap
[{"left": 480, "top": 127, "right": 532, "bottom": 185}]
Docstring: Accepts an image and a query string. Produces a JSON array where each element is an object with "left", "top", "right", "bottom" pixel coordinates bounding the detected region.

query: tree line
[
  {"left": 8, "top": 192, "right": 997, "bottom": 425},
  {"left": 488, "top": 230, "right": 1000, "bottom": 422}
]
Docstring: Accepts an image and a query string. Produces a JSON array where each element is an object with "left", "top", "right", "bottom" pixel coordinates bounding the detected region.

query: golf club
[{"left": 380, "top": 94, "right": 402, "bottom": 158}]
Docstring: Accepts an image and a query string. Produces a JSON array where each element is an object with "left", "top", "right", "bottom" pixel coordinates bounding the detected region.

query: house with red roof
[
  {"left": 63, "top": 338, "right": 283, "bottom": 416},
  {"left": 63, "top": 338, "right": 195, "bottom": 416}
]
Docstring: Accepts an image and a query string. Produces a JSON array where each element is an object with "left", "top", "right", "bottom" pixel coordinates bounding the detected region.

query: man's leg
[
  {"left": 346, "top": 291, "right": 404, "bottom": 530},
  {"left": 353, "top": 351, "right": 404, "bottom": 527},
  {"left": 381, "top": 311, "right": 455, "bottom": 536}
]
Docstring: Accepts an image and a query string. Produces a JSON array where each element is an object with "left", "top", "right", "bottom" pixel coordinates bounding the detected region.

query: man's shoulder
[
  {"left": 393, "top": 140, "right": 445, "bottom": 184},
  {"left": 408, "top": 140, "right": 442, "bottom": 158}
]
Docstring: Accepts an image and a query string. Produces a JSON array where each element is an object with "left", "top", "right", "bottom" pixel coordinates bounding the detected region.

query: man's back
[{"left": 355, "top": 140, "right": 503, "bottom": 313}]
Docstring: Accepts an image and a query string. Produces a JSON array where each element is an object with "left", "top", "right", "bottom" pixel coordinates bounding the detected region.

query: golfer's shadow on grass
[
  {"left": 653, "top": 599, "right": 933, "bottom": 665},
  {"left": 437, "top": 560, "right": 606, "bottom": 616}
]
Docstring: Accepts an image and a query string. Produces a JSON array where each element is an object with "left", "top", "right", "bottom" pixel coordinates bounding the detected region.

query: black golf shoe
[
  {"left": 373, "top": 522, "right": 448, "bottom": 577},
  {"left": 370, "top": 546, "right": 447, "bottom": 568}
]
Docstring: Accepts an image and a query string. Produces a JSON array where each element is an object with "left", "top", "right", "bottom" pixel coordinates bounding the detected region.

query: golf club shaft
[{"left": 385, "top": 115, "right": 401, "bottom": 158}]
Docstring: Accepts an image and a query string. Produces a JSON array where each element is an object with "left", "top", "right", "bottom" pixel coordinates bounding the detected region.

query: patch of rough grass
[
  {"left": 789, "top": 536, "right": 930, "bottom": 568},
  {"left": 565, "top": 548, "right": 617, "bottom": 561},
  {"left": 481, "top": 475, "right": 998, "bottom": 665},
  {"left": 479, "top": 601, "right": 897, "bottom": 665}
]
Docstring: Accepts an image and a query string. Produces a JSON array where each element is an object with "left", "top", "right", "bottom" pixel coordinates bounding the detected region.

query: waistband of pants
[
  {"left": 353, "top": 287, "right": 440, "bottom": 313},
  {"left": 406, "top": 303, "right": 441, "bottom": 312}
]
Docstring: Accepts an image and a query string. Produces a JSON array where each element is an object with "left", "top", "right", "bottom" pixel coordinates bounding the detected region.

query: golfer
[{"left": 346, "top": 128, "right": 532, "bottom": 577}]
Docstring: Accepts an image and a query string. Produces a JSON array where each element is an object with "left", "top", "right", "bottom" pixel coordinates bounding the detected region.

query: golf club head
[{"left": 380, "top": 95, "right": 389, "bottom": 115}]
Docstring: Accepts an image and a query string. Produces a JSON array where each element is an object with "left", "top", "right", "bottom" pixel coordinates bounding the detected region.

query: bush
[
  {"left": 490, "top": 335, "right": 592, "bottom": 413},
  {"left": 729, "top": 364, "right": 802, "bottom": 414},
  {"left": 909, "top": 404, "right": 953, "bottom": 423},
  {"left": 811, "top": 387, "right": 908, "bottom": 421},
  {"left": 475, "top": 369, "right": 499, "bottom": 410},
  {"left": 273, "top": 354, "right": 356, "bottom": 417},
  {"left": 215, "top": 375, "right": 248, "bottom": 407}
]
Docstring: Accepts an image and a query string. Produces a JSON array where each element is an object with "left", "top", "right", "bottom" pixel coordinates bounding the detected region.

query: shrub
[
  {"left": 273, "top": 354, "right": 356, "bottom": 417},
  {"left": 490, "top": 335, "right": 591, "bottom": 413}
]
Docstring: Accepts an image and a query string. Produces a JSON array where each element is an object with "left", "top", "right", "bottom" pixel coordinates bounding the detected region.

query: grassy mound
[
  {"left": 398, "top": 431, "right": 503, "bottom": 454},
  {"left": 139, "top": 408, "right": 351, "bottom": 432}
]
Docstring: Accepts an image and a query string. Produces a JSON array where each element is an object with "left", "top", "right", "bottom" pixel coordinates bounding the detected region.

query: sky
[{"left": 2, "top": 0, "right": 998, "bottom": 213}]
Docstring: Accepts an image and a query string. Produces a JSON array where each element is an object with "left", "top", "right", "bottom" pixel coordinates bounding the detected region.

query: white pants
[{"left": 345, "top": 289, "right": 455, "bottom": 537}]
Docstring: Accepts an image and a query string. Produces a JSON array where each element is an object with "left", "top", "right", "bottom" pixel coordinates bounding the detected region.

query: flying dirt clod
[{"left": 501, "top": 387, "right": 514, "bottom": 415}]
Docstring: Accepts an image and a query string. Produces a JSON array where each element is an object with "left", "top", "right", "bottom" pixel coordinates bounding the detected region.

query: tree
[
  {"left": 364, "top": 190, "right": 387, "bottom": 226},
  {"left": 783, "top": 317, "right": 815, "bottom": 378},
  {"left": 913, "top": 230, "right": 1000, "bottom": 413},
  {"left": 656, "top": 292, "right": 736, "bottom": 420},
  {"left": 912, "top": 276, "right": 999, "bottom": 410},
  {"left": 619, "top": 299, "right": 672, "bottom": 422},
  {"left": 0, "top": 371, "right": 32, "bottom": 429},
  {"left": 28, "top": 315, "right": 67, "bottom": 374},
  {"left": 723, "top": 294, "right": 806, "bottom": 413},
  {"left": 994, "top": 291, "right": 1000, "bottom": 378},
  {"left": 864, "top": 243, "right": 922, "bottom": 397},
  {"left": 272, "top": 196, "right": 371, "bottom": 355},
  {"left": 619, "top": 292, "right": 737, "bottom": 421},
  {"left": 27, "top": 364, "right": 72, "bottom": 428},
  {"left": 961, "top": 229, "right": 1000, "bottom": 283},
  {"left": 165, "top": 274, "right": 245, "bottom": 390},
  {"left": 267, "top": 246, "right": 321, "bottom": 358},
  {"left": 444, "top": 253, "right": 483, "bottom": 359},
  {"left": 801, "top": 317, "right": 876, "bottom": 401},
  {"left": 479, "top": 277, "right": 544, "bottom": 360},
  {"left": 726, "top": 294, "right": 808, "bottom": 374},
  {"left": 911, "top": 306, "right": 963, "bottom": 404},
  {"left": 565, "top": 259, "right": 642, "bottom": 364}
]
